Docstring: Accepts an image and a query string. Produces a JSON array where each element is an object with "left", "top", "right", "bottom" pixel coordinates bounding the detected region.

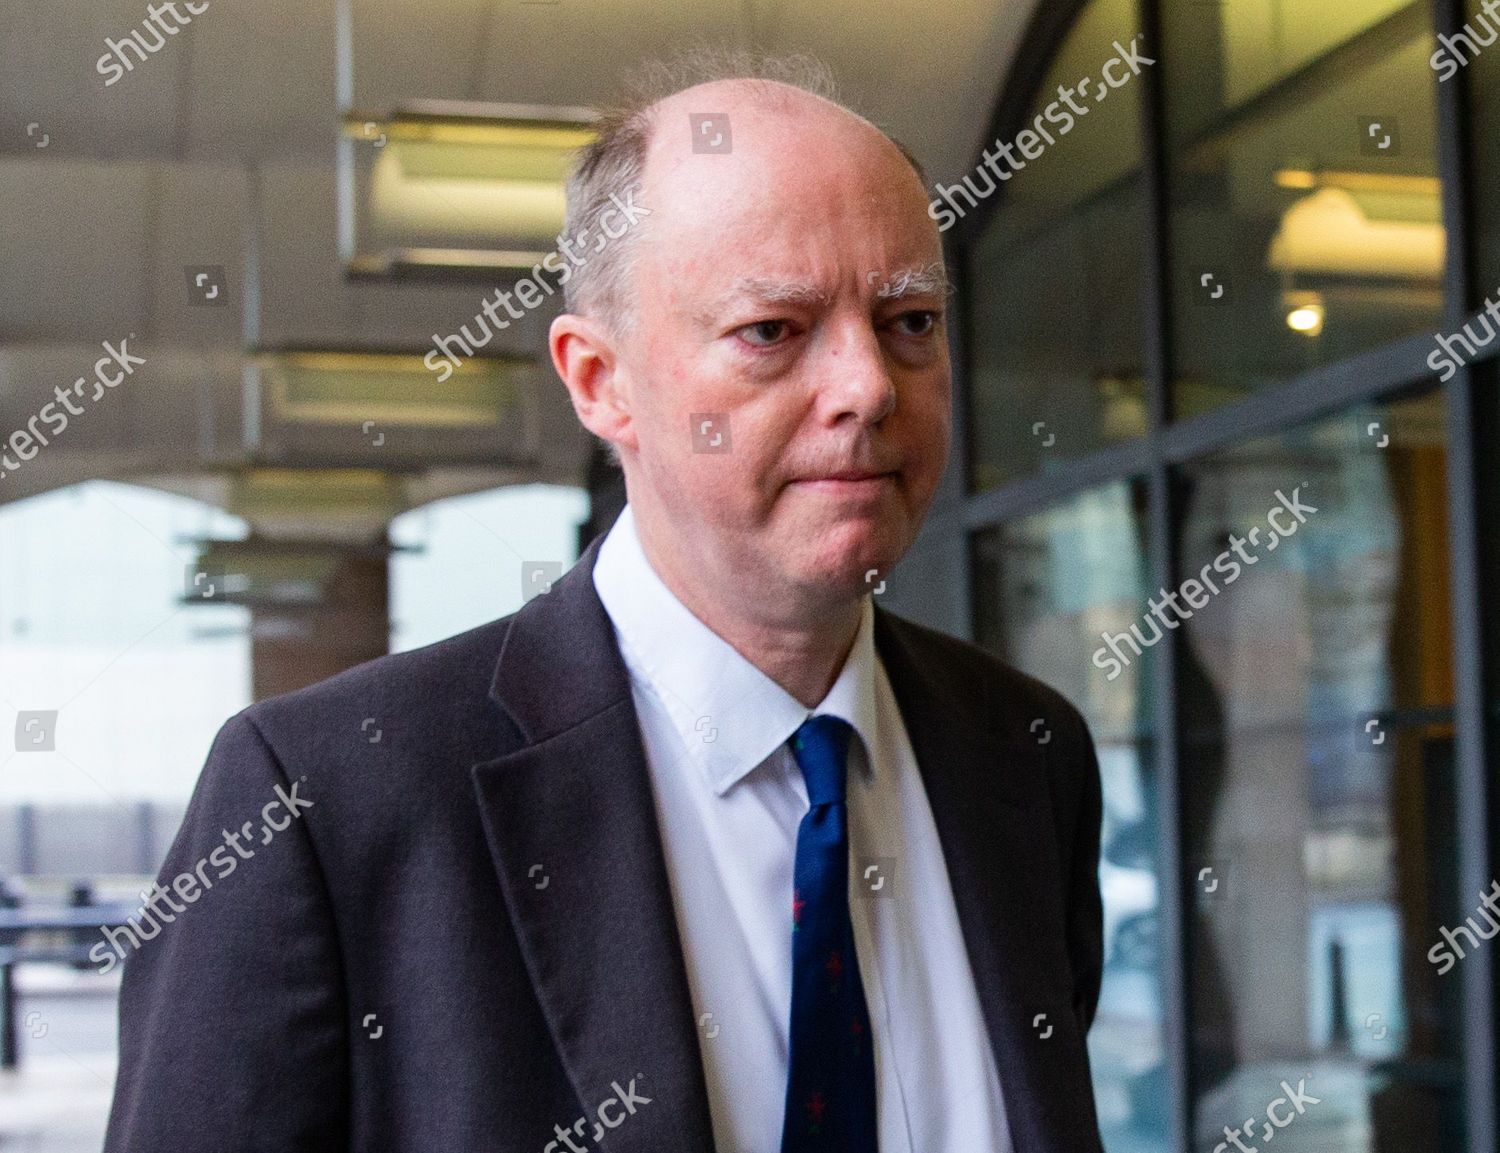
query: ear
[{"left": 549, "top": 313, "right": 637, "bottom": 456}]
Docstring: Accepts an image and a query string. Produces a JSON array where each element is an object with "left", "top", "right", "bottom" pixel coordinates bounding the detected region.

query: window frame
[{"left": 954, "top": 2, "right": 1500, "bottom": 1150}]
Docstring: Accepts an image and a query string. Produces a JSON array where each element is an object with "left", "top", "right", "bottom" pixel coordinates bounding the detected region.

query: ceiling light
[
  {"left": 338, "top": 101, "right": 599, "bottom": 281},
  {"left": 1286, "top": 302, "right": 1325, "bottom": 335},
  {"left": 1268, "top": 188, "right": 1443, "bottom": 281}
]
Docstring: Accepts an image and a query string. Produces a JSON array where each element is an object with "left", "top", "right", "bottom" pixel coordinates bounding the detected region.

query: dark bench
[{"left": 0, "top": 905, "right": 136, "bottom": 1069}]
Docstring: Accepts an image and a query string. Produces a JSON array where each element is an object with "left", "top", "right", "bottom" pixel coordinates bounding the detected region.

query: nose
[{"left": 816, "top": 319, "right": 897, "bottom": 427}]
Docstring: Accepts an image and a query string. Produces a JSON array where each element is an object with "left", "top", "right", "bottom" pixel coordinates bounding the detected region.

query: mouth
[{"left": 789, "top": 469, "right": 899, "bottom": 497}]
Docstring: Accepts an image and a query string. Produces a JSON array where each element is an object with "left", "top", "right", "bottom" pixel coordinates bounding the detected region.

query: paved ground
[{"left": 0, "top": 967, "right": 118, "bottom": 1153}]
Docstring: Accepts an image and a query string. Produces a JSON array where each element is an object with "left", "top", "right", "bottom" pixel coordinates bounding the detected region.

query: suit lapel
[
  {"left": 470, "top": 535, "right": 715, "bottom": 1151},
  {"left": 469, "top": 538, "right": 1092, "bottom": 1152},
  {"left": 874, "top": 609, "right": 1097, "bottom": 1153}
]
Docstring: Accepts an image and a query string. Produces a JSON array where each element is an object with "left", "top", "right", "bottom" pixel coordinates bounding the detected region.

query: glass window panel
[
  {"left": 1177, "top": 387, "right": 1466, "bottom": 1152},
  {"left": 1162, "top": 0, "right": 1446, "bottom": 416},
  {"left": 967, "top": 0, "right": 1147, "bottom": 492},
  {"left": 973, "top": 480, "right": 1169, "bottom": 1152}
]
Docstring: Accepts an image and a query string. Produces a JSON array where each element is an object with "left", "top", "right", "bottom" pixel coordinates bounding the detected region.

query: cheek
[
  {"left": 642, "top": 388, "right": 767, "bottom": 506},
  {"left": 629, "top": 344, "right": 700, "bottom": 454},
  {"left": 903, "top": 375, "right": 952, "bottom": 445}
]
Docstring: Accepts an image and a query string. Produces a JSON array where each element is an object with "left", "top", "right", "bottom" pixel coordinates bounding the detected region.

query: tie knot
[{"left": 789, "top": 714, "right": 854, "bottom": 806}]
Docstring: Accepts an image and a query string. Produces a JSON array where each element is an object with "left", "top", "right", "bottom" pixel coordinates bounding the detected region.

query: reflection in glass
[
  {"left": 1177, "top": 388, "right": 1464, "bottom": 1151},
  {"left": 1162, "top": 0, "right": 1446, "bottom": 415},
  {"left": 974, "top": 480, "right": 1167, "bottom": 1153},
  {"left": 968, "top": 0, "right": 1147, "bottom": 492}
]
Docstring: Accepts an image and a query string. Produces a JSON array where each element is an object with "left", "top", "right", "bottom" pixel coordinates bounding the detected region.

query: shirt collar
[{"left": 591, "top": 503, "right": 880, "bottom": 796}]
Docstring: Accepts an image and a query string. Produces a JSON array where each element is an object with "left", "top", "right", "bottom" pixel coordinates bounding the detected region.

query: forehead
[{"left": 634, "top": 83, "right": 940, "bottom": 284}]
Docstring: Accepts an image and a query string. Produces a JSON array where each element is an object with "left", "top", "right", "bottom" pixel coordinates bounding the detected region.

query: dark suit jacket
[{"left": 105, "top": 532, "right": 1105, "bottom": 1152}]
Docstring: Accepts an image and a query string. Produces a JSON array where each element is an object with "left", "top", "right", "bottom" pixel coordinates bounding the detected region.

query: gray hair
[{"left": 561, "top": 46, "right": 929, "bottom": 334}]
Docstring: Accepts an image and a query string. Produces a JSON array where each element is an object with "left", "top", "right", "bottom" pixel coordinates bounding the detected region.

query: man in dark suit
[{"left": 105, "top": 53, "right": 1104, "bottom": 1153}]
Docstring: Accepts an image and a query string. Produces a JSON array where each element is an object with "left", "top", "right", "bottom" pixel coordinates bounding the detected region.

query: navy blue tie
[{"left": 781, "top": 714, "right": 878, "bottom": 1152}]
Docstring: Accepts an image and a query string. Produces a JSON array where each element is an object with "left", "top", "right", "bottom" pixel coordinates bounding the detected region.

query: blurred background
[{"left": 2, "top": 0, "right": 1499, "bottom": 1150}]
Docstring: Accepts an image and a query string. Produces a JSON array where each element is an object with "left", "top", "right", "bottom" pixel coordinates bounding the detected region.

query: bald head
[
  {"left": 560, "top": 51, "right": 937, "bottom": 334},
  {"left": 627, "top": 77, "right": 942, "bottom": 327},
  {"left": 646, "top": 77, "right": 931, "bottom": 234}
]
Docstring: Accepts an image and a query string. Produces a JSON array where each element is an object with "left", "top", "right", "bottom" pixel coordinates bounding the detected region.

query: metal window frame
[
  {"left": 1433, "top": 4, "right": 1499, "bottom": 1150},
  {"left": 956, "top": 0, "right": 1499, "bottom": 1150}
]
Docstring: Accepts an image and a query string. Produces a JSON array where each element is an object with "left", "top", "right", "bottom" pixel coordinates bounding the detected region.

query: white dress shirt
[{"left": 592, "top": 504, "right": 1014, "bottom": 1153}]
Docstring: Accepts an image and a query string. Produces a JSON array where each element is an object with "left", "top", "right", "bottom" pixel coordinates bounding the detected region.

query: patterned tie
[{"left": 781, "top": 714, "right": 878, "bottom": 1152}]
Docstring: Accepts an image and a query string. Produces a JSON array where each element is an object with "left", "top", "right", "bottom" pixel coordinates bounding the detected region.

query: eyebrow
[
  {"left": 696, "top": 264, "right": 950, "bottom": 326},
  {"left": 872, "top": 262, "right": 951, "bottom": 300},
  {"left": 723, "top": 277, "right": 835, "bottom": 308}
]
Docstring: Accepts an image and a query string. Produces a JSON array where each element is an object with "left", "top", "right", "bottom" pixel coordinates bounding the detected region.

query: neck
[{"left": 630, "top": 506, "right": 863, "bottom": 708}]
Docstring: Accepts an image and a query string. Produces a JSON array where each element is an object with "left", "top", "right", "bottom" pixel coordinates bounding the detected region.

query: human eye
[
  {"left": 887, "top": 310, "right": 939, "bottom": 338},
  {"left": 735, "top": 319, "right": 795, "bottom": 348}
]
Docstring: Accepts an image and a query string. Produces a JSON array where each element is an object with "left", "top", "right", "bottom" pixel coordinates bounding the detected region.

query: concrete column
[{"left": 250, "top": 546, "right": 389, "bottom": 700}]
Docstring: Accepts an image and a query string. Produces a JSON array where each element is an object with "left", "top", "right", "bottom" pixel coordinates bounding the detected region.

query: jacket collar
[
  {"left": 486, "top": 530, "right": 626, "bottom": 744},
  {"left": 475, "top": 530, "right": 1095, "bottom": 1153},
  {"left": 589, "top": 502, "right": 880, "bottom": 796}
]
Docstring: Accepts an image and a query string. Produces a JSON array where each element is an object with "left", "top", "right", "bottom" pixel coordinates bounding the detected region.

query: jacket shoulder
[
  {"left": 240, "top": 613, "right": 520, "bottom": 750},
  {"left": 879, "top": 610, "right": 1090, "bottom": 738}
]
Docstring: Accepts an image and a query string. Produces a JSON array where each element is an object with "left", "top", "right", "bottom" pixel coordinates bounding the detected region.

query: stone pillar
[{"left": 250, "top": 546, "right": 389, "bottom": 700}]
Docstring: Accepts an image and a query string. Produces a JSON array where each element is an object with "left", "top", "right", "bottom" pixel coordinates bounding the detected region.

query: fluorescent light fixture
[
  {"left": 256, "top": 349, "right": 527, "bottom": 429},
  {"left": 244, "top": 347, "right": 542, "bottom": 473},
  {"left": 338, "top": 101, "right": 598, "bottom": 281},
  {"left": 221, "top": 468, "right": 405, "bottom": 543}
]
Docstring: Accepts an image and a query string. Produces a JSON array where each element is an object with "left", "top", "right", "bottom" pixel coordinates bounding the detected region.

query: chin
[{"left": 794, "top": 519, "right": 908, "bottom": 596}]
